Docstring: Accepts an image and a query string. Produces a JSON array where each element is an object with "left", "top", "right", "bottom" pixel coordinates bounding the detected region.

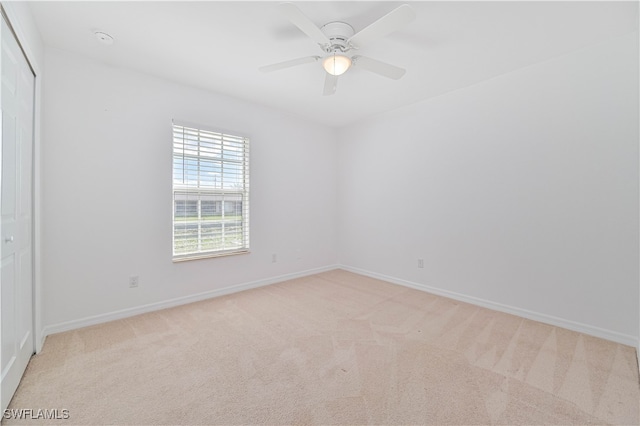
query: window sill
[{"left": 172, "top": 249, "right": 250, "bottom": 263}]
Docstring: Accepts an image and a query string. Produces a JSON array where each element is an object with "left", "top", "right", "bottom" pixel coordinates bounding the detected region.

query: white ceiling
[{"left": 28, "top": 1, "right": 638, "bottom": 128}]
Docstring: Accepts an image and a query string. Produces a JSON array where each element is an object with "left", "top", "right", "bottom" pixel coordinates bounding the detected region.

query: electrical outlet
[
  {"left": 272, "top": 253, "right": 277, "bottom": 263},
  {"left": 129, "top": 276, "right": 139, "bottom": 288},
  {"left": 417, "top": 259, "right": 424, "bottom": 269}
]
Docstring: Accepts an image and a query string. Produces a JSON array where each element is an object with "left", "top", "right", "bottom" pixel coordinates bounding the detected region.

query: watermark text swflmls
[{"left": 3, "top": 408, "right": 70, "bottom": 420}]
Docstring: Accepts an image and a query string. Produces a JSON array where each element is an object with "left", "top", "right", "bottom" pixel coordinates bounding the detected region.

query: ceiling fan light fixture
[{"left": 323, "top": 53, "right": 351, "bottom": 76}]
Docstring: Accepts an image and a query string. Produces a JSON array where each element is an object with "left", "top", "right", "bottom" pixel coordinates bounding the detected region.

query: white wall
[
  {"left": 337, "top": 33, "right": 639, "bottom": 345},
  {"left": 41, "top": 48, "right": 338, "bottom": 331}
]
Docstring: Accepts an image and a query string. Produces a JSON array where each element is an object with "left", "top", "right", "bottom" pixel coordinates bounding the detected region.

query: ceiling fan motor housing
[{"left": 320, "top": 22, "right": 355, "bottom": 52}]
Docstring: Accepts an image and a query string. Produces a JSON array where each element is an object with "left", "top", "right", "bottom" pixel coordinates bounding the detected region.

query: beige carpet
[{"left": 5, "top": 269, "right": 640, "bottom": 425}]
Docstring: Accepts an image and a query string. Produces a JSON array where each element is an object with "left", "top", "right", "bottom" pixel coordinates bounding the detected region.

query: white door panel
[{"left": 0, "top": 12, "right": 35, "bottom": 411}]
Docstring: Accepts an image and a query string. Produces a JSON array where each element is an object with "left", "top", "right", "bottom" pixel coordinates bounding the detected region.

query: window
[{"left": 172, "top": 122, "right": 250, "bottom": 261}]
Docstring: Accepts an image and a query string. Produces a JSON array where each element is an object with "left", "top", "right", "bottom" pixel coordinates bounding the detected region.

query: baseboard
[
  {"left": 339, "top": 264, "right": 638, "bottom": 348},
  {"left": 39, "top": 263, "right": 639, "bottom": 350},
  {"left": 42, "top": 264, "right": 340, "bottom": 338}
]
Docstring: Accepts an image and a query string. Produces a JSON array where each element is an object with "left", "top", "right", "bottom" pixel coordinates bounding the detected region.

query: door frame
[{"left": 0, "top": 2, "right": 42, "bottom": 354}]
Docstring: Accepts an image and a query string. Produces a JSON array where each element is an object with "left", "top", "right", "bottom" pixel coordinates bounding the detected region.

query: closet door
[{"left": 0, "top": 12, "right": 35, "bottom": 411}]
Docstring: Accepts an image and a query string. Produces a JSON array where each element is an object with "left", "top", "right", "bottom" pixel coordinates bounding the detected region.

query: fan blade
[
  {"left": 348, "top": 4, "right": 416, "bottom": 48},
  {"left": 323, "top": 73, "right": 338, "bottom": 96},
  {"left": 279, "top": 3, "right": 331, "bottom": 48},
  {"left": 353, "top": 56, "right": 406, "bottom": 80},
  {"left": 259, "top": 56, "right": 320, "bottom": 73}
]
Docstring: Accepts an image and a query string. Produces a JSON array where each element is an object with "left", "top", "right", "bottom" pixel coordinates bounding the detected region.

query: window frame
[{"left": 171, "top": 120, "right": 250, "bottom": 262}]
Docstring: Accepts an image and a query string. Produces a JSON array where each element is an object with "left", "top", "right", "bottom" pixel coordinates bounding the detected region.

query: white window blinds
[{"left": 172, "top": 122, "right": 250, "bottom": 260}]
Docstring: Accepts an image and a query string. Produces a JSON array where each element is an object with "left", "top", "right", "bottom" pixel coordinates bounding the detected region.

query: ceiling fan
[{"left": 260, "top": 3, "right": 416, "bottom": 96}]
